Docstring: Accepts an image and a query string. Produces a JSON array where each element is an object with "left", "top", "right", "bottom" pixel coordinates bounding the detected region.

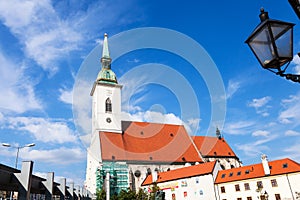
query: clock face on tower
[{"left": 106, "top": 117, "right": 112, "bottom": 123}]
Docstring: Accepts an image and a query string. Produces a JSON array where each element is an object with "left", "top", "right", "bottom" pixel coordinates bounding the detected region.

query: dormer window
[
  {"left": 106, "top": 71, "right": 111, "bottom": 79},
  {"left": 283, "top": 163, "right": 288, "bottom": 168},
  {"left": 105, "top": 98, "right": 112, "bottom": 112}
]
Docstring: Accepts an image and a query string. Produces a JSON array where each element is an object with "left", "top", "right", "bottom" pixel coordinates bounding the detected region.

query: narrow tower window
[{"left": 105, "top": 98, "right": 112, "bottom": 112}]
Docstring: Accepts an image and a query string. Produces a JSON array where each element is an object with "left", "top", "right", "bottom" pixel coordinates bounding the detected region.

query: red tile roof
[
  {"left": 100, "top": 121, "right": 203, "bottom": 163},
  {"left": 142, "top": 161, "right": 216, "bottom": 186},
  {"left": 215, "top": 158, "right": 300, "bottom": 184},
  {"left": 99, "top": 121, "right": 239, "bottom": 163},
  {"left": 193, "top": 136, "right": 237, "bottom": 157},
  {"left": 142, "top": 161, "right": 217, "bottom": 186}
]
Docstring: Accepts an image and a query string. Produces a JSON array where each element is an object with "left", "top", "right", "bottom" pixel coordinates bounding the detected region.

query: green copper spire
[
  {"left": 101, "top": 33, "right": 112, "bottom": 69},
  {"left": 97, "top": 33, "right": 118, "bottom": 84}
]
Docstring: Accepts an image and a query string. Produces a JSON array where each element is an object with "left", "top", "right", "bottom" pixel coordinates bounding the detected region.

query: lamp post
[
  {"left": 245, "top": 8, "right": 300, "bottom": 83},
  {"left": 2, "top": 143, "right": 35, "bottom": 169},
  {"left": 263, "top": 191, "right": 269, "bottom": 200}
]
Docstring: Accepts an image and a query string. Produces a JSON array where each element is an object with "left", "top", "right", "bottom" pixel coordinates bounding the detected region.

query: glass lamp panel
[
  {"left": 248, "top": 26, "right": 276, "bottom": 68},
  {"left": 274, "top": 28, "right": 293, "bottom": 58}
]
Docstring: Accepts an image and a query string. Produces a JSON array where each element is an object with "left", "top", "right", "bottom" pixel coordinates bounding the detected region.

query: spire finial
[
  {"left": 101, "top": 33, "right": 111, "bottom": 69},
  {"left": 216, "top": 127, "right": 222, "bottom": 139}
]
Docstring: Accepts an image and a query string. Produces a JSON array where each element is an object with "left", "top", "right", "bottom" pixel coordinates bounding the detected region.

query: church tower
[
  {"left": 85, "top": 34, "right": 122, "bottom": 194},
  {"left": 90, "top": 33, "right": 122, "bottom": 133}
]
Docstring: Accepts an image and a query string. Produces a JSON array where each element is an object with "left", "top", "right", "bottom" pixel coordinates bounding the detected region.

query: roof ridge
[{"left": 121, "top": 120, "right": 185, "bottom": 127}]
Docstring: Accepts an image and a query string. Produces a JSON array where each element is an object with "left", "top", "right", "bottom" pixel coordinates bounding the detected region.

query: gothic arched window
[{"left": 105, "top": 98, "right": 112, "bottom": 112}]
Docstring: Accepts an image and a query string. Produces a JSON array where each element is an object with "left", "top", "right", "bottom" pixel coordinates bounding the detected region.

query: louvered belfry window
[{"left": 105, "top": 98, "right": 112, "bottom": 112}]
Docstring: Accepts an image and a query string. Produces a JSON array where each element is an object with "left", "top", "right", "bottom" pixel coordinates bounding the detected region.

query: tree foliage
[
  {"left": 96, "top": 188, "right": 150, "bottom": 200},
  {"left": 96, "top": 189, "right": 106, "bottom": 200}
]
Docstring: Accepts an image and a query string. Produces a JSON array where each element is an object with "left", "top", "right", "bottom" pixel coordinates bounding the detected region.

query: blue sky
[{"left": 0, "top": 0, "right": 300, "bottom": 185}]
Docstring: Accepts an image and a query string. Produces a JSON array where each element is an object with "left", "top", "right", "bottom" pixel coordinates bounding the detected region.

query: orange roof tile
[
  {"left": 193, "top": 136, "right": 237, "bottom": 157},
  {"left": 215, "top": 158, "right": 300, "bottom": 184},
  {"left": 100, "top": 121, "right": 203, "bottom": 163},
  {"left": 142, "top": 161, "right": 217, "bottom": 186}
]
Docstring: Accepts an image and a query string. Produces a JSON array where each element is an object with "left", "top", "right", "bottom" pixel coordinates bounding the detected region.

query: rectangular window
[
  {"left": 237, "top": 198, "right": 242, "bottom": 200},
  {"left": 221, "top": 186, "right": 226, "bottom": 193},
  {"left": 247, "top": 197, "right": 252, "bottom": 200},
  {"left": 260, "top": 196, "right": 266, "bottom": 200},
  {"left": 235, "top": 184, "right": 240, "bottom": 192},
  {"left": 237, "top": 171, "right": 241, "bottom": 176},
  {"left": 257, "top": 181, "right": 263, "bottom": 189},
  {"left": 271, "top": 179, "right": 278, "bottom": 187},
  {"left": 244, "top": 183, "right": 250, "bottom": 190},
  {"left": 275, "top": 194, "right": 281, "bottom": 200},
  {"left": 229, "top": 172, "right": 233, "bottom": 177}
]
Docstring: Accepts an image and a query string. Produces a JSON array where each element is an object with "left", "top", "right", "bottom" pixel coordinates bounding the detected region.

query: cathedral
[{"left": 85, "top": 34, "right": 242, "bottom": 197}]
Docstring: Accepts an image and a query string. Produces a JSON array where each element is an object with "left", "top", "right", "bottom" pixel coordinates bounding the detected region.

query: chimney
[
  {"left": 261, "top": 154, "right": 270, "bottom": 175},
  {"left": 152, "top": 170, "right": 158, "bottom": 183}
]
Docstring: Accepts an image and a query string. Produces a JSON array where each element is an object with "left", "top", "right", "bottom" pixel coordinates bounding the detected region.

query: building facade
[
  {"left": 142, "top": 161, "right": 221, "bottom": 200},
  {"left": 215, "top": 155, "right": 300, "bottom": 200},
  {"left": 143, "top": 155, "right": 300, "bottom": 200}
]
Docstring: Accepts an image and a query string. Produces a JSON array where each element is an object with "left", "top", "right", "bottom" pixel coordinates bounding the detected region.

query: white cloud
[
  {"left": 59, "top": 87, "right": 73, "bottom": 105},
  {"left": 0, "top": 112, "right": 3, "bottom": 121},
  {"left": 121, "top": 110, "right": 200, "bottom": 135},
  {"left": 292, "top": 54, "right": 300, "bottom": 74},
  {"left": 252, "top": 130, "right": 270, "bottom": 137},
  {"left": 235, "top": 143, "right": 269, "bottom": 157},
  {"left": 282, "top": 141, "right": 300, "bottom": 162},
  {"left": 33, "top": 172, "right": 66, "bottom": 183},
  {"left": 127, "top": 58, "right": 140, "bottom": 63},
  {"left": 284, "top": 130, "right": 300, "bottom": 136},
  {"left": 247, "top": 96, "right": 271, "bottom": 117},
  {"left": 0, "top": 51, "right": 42, "bottom": 113},
  {"left": 279, "top": 94, "right": 300, "bottom": 124},
  {"left": 0, "top": 0, "right": 143, "bottom": 76},
  {"left": 248, "top": 96, "right": 271, "bottom": 108},
  {"left": 223, "top": 120, "right": 255, "bottom": 135},
  {"left": 0, "top": 0, "right": 82, "bottom": 75},
  {"left": 235, "top": 134, "right": 278, "bottom": 157},
  {"left": 72, "top": 79, "right": 92, "bottom": 135},
  {"left": 7, "top": 117, "right": 77, "bottom": 144},
  {"left": 23, "top": 147, "right": 85, "bottom": 165},
  {"left": 0, "top": 0, "right": 36, "bottom": 28},
  {"left": 226, "top": 80, "right": 241, "bottom": 99},
  {"left": 120, "top": 75, "right": 148, "bottom": 113},
  {"left": 121, "top": 111, "right": 182, "bottom": 125}
]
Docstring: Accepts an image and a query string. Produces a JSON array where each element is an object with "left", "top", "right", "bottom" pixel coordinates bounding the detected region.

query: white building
[
  {"left": 215, "top": 155, "right": 300, "bottom": 200},
  {"left": 85, "top": 33, "right": 242, "bottom": 197},
  {"left": 142, "top": 161, "right": 221, "bottom": 200},
  {"left": 142, "top": 155, "right": 300, "bottom": 200}
]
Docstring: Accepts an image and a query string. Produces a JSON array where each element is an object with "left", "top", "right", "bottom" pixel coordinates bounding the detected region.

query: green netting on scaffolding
[{"left": 95, "top": 161, "right": 129, "bottom": 194}]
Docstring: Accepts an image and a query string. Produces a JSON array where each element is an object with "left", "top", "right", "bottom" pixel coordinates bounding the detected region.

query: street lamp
[
  {"left": 2, "top": 143, "right": 35, "bottom": 169},
  {"left": 245, "top": 8, "right": 300, "bottom": 83},
  {"left": 289, "top": 0, "right": 300, "bottom": 19}
]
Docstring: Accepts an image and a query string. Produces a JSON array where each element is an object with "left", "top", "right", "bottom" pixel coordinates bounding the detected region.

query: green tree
[
  {"left": 149, "top": 183, "right": 160, "bottom": 200},
  {"left": 136, "top": 188, "right": 149, "bottom": 200},
  {"left": 117, "top": 189, "right": 137, "bottom": 200},
  {"left": 96, "top": 189, "right": 106, "bottom": 200}
]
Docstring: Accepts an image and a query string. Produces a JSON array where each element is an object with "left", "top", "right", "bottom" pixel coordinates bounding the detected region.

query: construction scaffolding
[{"left": 96, "top": 162, "right": 129, "bottom": 195}]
